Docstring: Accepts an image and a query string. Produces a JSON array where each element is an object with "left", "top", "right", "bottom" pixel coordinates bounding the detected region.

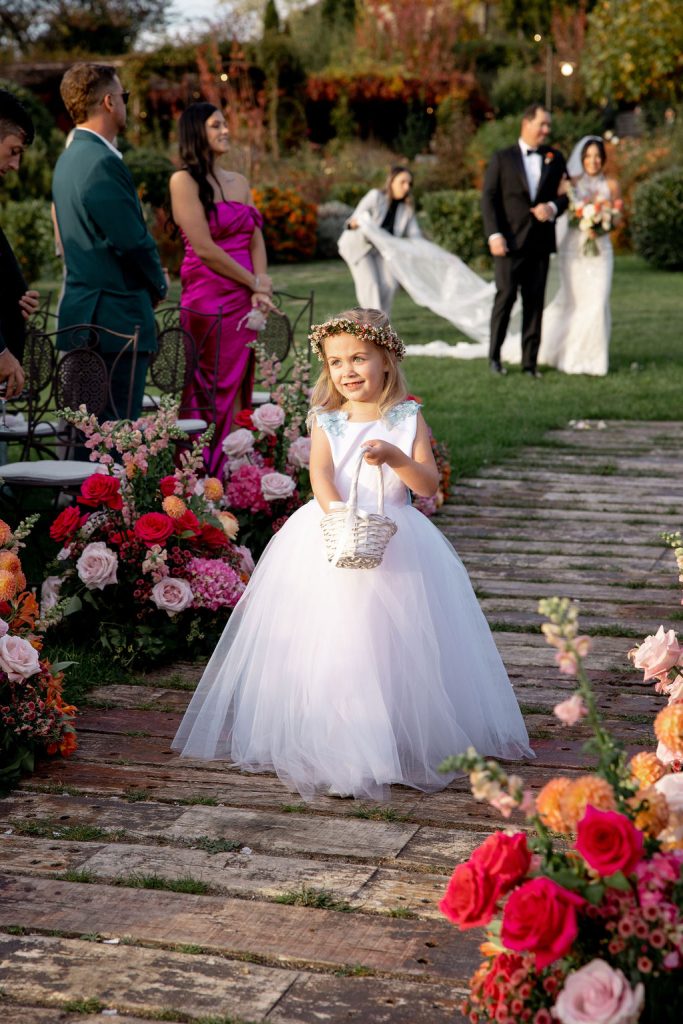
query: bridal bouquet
[
  {"left": 0, "top": 516, "right": 77, "bottom": 784},
  {"left": 568, "top": 186, "right": 623, "bottom": 257},
  {"left": 439, "top": 588, "right": 683, "bottom": 1024},
  {"left": 42, "top": 399, "right": 251, "bottom": 666}
]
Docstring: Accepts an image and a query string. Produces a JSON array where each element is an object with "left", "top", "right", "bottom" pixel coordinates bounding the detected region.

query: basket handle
[{"left": 347, "top": 447, "right": 385, "bottom": 515}]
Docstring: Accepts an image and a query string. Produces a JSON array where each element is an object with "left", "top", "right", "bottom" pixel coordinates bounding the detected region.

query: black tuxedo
[
  {"left": 0, "top": 225, "right": 27, "bottom": 362},
  {"left": 482, "top": 143, "right": 568, "bottom": 371}
]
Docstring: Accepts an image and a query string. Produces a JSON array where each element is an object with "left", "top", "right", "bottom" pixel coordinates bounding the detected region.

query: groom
[{"left": 482, "top": 103, "right": 568, "bottom": 378}]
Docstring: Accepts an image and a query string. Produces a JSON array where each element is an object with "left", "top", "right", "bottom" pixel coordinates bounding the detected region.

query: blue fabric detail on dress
[
  {"left": 385, "top": 400, "right": 421, "bottom": 428},
  {"left": 316, "top": 410, "right": 348, "bottom": 437}
]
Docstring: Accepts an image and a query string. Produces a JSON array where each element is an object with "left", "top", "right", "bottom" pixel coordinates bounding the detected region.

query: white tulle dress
[{"left": 172, "top": 401, "right": 533, "bottom": 800}]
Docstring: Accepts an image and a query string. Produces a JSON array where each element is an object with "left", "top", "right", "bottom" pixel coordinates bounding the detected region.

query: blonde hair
[{"left": 308, "top": 308, "right": 408, "bottom": 427}]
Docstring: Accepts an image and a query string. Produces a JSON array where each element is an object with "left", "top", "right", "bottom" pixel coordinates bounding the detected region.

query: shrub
[
  {"left": 418, "top": 189, "right": 490, "bottom": 271},
  {"left": 1, "top": 198, "right": 60, "bottom": 284},
  {"left": 316, "top": 199, "right": 352, "bottom": 258},
  {"left": 328, "top": 182, "right": 369, "bottom": 207},
  {"left": 124, "top": 148, "right": 174, "bottom": 209},
  {"left": 632, "top": 168, "right": 683, "bottom": 269},
  {"left": 417, "top": 97, "right": 476, "bottom": 192},
  {"left": 252, "top": 186, "right": 317, "bottom": 262}
]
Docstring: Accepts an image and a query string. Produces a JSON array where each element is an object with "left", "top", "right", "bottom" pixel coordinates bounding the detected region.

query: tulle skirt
[{"left": 171, "top": 500, "right": 534, "bottom": 800}]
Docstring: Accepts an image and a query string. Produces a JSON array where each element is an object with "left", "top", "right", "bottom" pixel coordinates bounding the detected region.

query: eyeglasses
[{"left": 106, "top": 91, "right": 130, "bottom": 106}]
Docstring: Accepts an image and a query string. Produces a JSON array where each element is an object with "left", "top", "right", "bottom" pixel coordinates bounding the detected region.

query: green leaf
[
  {"left": 62, "top": 595, "right": 83, "bottom": 616},
  {"left": 583, "top": 883, "right": 606, "bottom": 905},
  {"left": 50, "top": 660, "right": 77, "bottom": 674},
  {"left": 604, "top": 871, "right": 631, "bottom": 891}
]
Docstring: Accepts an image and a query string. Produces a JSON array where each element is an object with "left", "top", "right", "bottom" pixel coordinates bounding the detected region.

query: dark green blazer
[{"left": 52, "top": 129, "right": 167, "bottom": 353}]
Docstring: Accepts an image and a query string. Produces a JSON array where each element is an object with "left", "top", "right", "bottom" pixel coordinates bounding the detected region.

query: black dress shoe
[
  {"left": 522, "top": 368, "right": 542, "bottom": 380},
  {"left": 490, "top": 360, "right": 507, "bottom": 376}
]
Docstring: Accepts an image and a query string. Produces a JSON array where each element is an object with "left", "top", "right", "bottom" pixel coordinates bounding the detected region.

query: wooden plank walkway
[{"left": 1, "top": 419, "right": 678, "bottom": 1023}]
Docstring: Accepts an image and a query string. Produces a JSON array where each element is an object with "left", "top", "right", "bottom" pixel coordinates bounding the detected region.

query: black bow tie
[{"left": 526, "top": 148, "right": 540, "bottom": 156}]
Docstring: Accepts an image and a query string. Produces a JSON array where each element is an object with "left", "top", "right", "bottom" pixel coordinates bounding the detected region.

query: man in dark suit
[
  {"left": 482, "top": 103, "right": 568, "bottom": 378},
  {"left": 52, "top": 63, "right": 168, "bottom": 420},
  {"left": 0, "top": 89, "right": 40, "bottom": 398}
]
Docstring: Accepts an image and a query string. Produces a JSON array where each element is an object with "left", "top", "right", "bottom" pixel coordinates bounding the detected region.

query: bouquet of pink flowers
[
  {"left": 0, "top": 516, "right": 77, "bottom": 784},
  {"left": 439, "top": 587, "right": 683, "bottom": 1024},
  {"left": 568, "top": 186, "right": 623, "bottom": 256},
  {"left": 42, "top": 398, "right": 252, "bottom": 666}
]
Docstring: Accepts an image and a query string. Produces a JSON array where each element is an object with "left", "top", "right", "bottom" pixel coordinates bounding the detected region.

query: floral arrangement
[
  {"left": 0, "top": 516, "right": 77, "bottom": 784},
  {"left": 251, "top": 186, "right": 318, "bottom": 262},
  {"left": 42, "top": 399, "right": 251, "bottom": 666},
  {"left": 218, "top": 337, "right": 313, "bottom": 559},
  {"left": 568, "top": 186, "right": 624, "bottom": 256},
  {"left": 439, "top": 587, "right": 683, "bottom": 1024}
]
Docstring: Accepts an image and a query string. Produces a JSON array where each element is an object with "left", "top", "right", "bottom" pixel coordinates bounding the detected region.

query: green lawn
[{"left": 271, "top": 255, "right": 683, "bottom": 479}]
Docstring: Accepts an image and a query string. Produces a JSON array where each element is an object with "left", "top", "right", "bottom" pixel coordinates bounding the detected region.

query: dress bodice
[
  {"left": 316, "top": 400, "right": 420, "bottom": 510},
  {"left": 180, "top": 201, "right": 263, "bottom": 271},
  {"left": 572, "top": 173, "right": 612, "bottom": 204}
]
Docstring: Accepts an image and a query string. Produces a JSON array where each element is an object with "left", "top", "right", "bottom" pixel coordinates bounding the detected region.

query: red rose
[
  {"left": 574, "top": 806, "right": 644, "bottom": 877},
  {"left": 109, "top": 529, "right": 135, "bottom": 547},
  {"left": 78, "top": 474, "right": 123, "bottom": 510},
  {"left": 134, "top": 512, "right": 174, "bottom": 547},
  {"left": 173, "top": 510, "right": 200, "bottom": 535},
  {"left": 199, "top": 523, "right": 230, "bottom": 550},
  {"left": 439, "top": 858, "right": 498, "bottom": 929},
  {"left": 159, "top": 475, "right": 178, "bottom": 498},
  {"left": 472, "top": 831, "right": 531, "bottom": 897},
  {"left": 501, "top": 877, "right": 586, "bottom": 969},
  {"left": 49, "top": 506, "right": 81, "bottom": 543},
  {"left": 233, "top": 409, "right": 254, "bottom": 430}
]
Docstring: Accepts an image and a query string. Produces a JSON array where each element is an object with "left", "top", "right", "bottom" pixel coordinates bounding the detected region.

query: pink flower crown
[{"left": 309, "top": 318, "right": 406, "bottom": 362}]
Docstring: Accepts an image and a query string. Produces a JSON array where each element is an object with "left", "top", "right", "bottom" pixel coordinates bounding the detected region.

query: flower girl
[{"left": 172, "top": 308, "right": 532, "bottom": 799}]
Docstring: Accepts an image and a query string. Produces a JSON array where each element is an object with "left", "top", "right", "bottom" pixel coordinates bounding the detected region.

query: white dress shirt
[
  {"left": 76, "top": 126, "right": 123, "bottom": 159},
  {"left": 519, "top": 138, "right": 542, "bottom": 198}
]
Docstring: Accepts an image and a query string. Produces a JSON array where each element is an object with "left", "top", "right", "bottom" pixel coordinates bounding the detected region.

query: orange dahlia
[
  {"left": 0, "top": 569, "right": 16, "bottom": 601},
  {"left": 0, "top": 519, "right": 11, "bottom": 546},
  {"left": 162, "top": 495, "right": 187, "bottom": 519},
  {"left": 536, "top": 777, "right": 572, "bottom": 833},
  {"left": 560, "top": 774, "right": 617, "bottom": 831},
  {"left": 655, "top": 704, "right": 683, "bottom": 756},
  {"left": 629, "top": 787, "right": 669, "bottom": 838},
  {"left": 203, "top": 477, "right": 224, "bottom": 502},
  {"left": 13, "top": 570, "right": 26, "bottom": 594},
  {"left": 629, "top": 751, "right": 666, "bottom": 788},
  {"left": 0, "top": 550, "right": 20, "bottom": 574}
]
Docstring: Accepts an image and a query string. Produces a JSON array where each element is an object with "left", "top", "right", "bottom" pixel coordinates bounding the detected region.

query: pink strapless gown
[{"left": 179, "top": 201, "right": 264, "bottom": 476}]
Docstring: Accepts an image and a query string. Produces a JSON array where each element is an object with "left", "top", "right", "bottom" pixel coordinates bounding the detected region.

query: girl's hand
[{"left": 361, "top": 439, "right": 401, "bottom": 467}]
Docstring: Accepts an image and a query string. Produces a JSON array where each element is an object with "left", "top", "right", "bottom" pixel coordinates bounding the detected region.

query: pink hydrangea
[
  {"left": 225, "top": 464, "right": 269, "bottom": 513},
  {"left": 187, "top": 557, "right": 246, "bottom": 611}
]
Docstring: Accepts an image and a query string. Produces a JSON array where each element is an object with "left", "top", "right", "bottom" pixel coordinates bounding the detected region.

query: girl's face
[
  {"left": 582, "top": 143, "right": 603, "bottom": 176},
  {"left": 390, "top": 171, "right": 412, "bottom": 200},
  {"left": 205, "top": 110, "right": 230, "bottom": 155},
  {"left": 324, "top": 333, "right": 388, "bottom": 405}
]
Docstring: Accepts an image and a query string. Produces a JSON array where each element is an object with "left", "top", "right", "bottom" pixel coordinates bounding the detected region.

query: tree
[
  {"left": 583, "top": 0, "right": 683, "bottom": 104},
  {"left": 0, "top": 0, "right": 169, "bottom": 57}
]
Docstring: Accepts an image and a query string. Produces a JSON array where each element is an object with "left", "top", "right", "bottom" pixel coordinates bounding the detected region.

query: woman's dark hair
[
  {"left": 581, "top": 137, "right": 606, "bottom": 167},
  {"left": 383, "top": 165, "right": 413, "bottom": 204},
  {"left": 178, "top": 102, "right": 225, "bottom": 221}
]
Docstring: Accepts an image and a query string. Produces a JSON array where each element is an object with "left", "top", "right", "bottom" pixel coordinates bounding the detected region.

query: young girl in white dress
[{"left": 172, "top": 308, "right": 533, "bottom": 800}]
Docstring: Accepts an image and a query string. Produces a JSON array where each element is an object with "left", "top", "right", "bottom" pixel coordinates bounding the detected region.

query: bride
[
  {"left": 538, "top": 136, "right": 621, "bottom": 376},
  {"left": 355, "top": 136, "right": 619, "bottom": 371}
]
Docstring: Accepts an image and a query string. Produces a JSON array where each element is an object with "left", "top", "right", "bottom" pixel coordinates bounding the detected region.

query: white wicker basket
[{"left": 320, "top": 450, "right": 398, "bottom": 569}]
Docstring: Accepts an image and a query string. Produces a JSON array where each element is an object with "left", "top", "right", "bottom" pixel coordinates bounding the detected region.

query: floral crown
[{"left": 309, "top": 318, "right": 406, "bottom": 362}]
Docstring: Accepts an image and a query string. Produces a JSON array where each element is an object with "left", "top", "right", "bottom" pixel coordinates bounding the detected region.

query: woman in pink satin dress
[{"left": 170, "top": 103, "right": 274, "bottom": 475}]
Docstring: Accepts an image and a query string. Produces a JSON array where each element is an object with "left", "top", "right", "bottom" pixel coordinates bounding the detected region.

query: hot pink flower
[
  {"left": 575, "top": 806, "right": 643, "bottom": 877},
  {"left": 501, "top": 877, "right": 586, "bottom": 969}
]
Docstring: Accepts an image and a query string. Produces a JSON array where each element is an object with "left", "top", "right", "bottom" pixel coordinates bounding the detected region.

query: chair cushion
[
  {"left": 251, "top": 390, "right": 271, "bottom": 406},
  {"left": 176, "top": 418, "right": 208, "bottom": 434},
  {"left": 0, "top": 461, "right": 106, "bottom": 487}
]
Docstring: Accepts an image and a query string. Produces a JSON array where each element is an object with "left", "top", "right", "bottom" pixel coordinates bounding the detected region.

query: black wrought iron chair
[{"left": 252, "top": 289, "right": 315, "bottom": 406}]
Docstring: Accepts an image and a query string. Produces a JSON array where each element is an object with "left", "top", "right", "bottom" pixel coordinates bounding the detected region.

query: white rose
[
  {"left": 261, "top": 471, "right": 296, "bottom": 502},
  {"left": 235, "top": 544, "right": 255, "bottom": 574},
  {"left": 655, "top": 772, "right": 683, "bottom": 813},
  {"left": 150, "top": 576, "right": 194, "bottom": 616},
  {"left": 76, "top": 541, "right": 118, "bottom": 590},
  {"left": 222, "top": 428, "right": 255, "bottom": 458},
  {"left": 41, "top": 576, "right": 63, "bottom": 612},
  {"left": 252, "top": 402, "right": 285, "bottom": 435},
  {"left": 288, "top": 436, "right": 311, "bottom": 468},
  {"left": 0, "top": 634, "right": 41, "bottom": 682}
]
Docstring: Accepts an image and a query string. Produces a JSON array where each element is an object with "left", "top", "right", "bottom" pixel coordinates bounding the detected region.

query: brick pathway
[{"left": 1, "top": 420, "right": 679, "bottom": 1023}]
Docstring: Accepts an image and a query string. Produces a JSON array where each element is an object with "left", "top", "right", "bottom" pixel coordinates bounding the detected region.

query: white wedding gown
[
  {"left": 538, "top": 173, "right": 613, "bottom": 376},
  {"left": 172, "top": 401, "right": 533, "bottom": 801}
]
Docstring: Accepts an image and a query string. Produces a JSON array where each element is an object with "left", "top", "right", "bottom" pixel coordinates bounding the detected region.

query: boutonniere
[{"left": 544, "top": 151, "right": 555, "bottom": 165}]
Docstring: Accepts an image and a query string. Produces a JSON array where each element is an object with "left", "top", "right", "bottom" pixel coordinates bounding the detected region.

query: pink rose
[
  {"left": 288, "top": 436, "right": 311, "bottom": 468},
  {"left": 631, "top": 626, "right": 683, "bottom": 681},
  {"left": 501, "top": 877, "right": 586, "bottom": 969},
  {"left": 41, "top": 575, "right": 63, "bottom": 612},
  {"left": 554, "top": 694, "right": 588, "bottom": 725},
  {"left": 235, "top": 544, "right": 255, "bottom": 574},
  {"left": 0, "top": 634, "right": 41, "bottom": 681},
  {"left": 553, "top": 959, "right": 644, "bottom": 1024},
  {"left": 222, "top": 428, "right": 255, "bottom": 458},
  {"left": 0, "top": 618, "right": 8, "bottom": 638},
  {"left": 261, "top": 471, "right": 296, "bottom": 502},
  {"left": 76, "top": 541, "right": 118, "bottom": 590},
  {"left": 252, "top": 402, "right": 285, "bottom": 435},
  {"left": 574, "top": 806, "right": 643, "bottom": 877},
  {"left": 150, "top": 577, "right": 194, "bottom": 616}
]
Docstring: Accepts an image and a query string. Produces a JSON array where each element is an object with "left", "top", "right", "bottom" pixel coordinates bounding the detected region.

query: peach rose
[
  {"left": 553, "top": 959, "right": 644, "bottom": 1024},
  {"left": 76, "top": 541, "right": 118, "bottom": 590},
  {"left": 0, "top": 634, "right": 41, "bottom": 681},
  {"left": 631, "top": 626, "right": 683, "bottom": 681}
]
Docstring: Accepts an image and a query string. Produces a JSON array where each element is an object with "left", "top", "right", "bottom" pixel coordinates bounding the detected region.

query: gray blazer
[{"left": 338, "top": 188, "right": 422, "bottom": 265}]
